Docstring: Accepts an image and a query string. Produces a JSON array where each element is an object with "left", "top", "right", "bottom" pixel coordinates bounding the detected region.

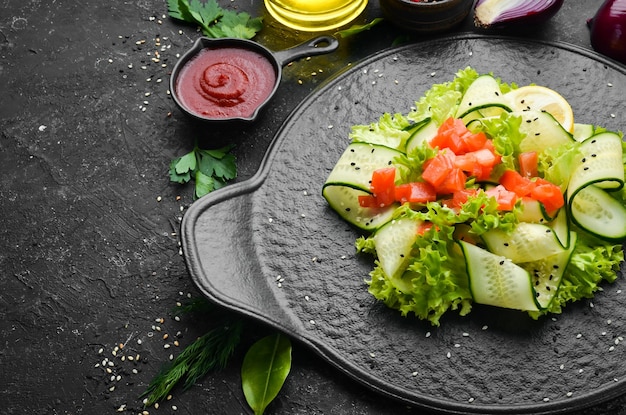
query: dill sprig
[{"left": 141, "top": 319, "right": 243, "bottom": 406}]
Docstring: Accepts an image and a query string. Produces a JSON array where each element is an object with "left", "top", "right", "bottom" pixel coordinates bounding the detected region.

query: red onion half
[
  {"left": 474, "top": 0, "right": 564, "bottom": 29},
  {"left": 588, "top": 0, "right": 626, "bottom": 64}
]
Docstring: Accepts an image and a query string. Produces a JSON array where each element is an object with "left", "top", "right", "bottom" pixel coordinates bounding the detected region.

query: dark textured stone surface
[{"left": 3, "top": 0, "right": 626, "bottom": 414}]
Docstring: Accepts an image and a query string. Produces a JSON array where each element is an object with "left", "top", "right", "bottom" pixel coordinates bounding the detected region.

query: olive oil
[{"left": 264, "top": 0, "right": 368, "bottom": 31}]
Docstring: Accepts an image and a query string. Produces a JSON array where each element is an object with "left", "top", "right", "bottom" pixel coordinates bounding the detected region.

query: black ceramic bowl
[
  {"left": 379, "top": 0, "right": 474, "bottom": 33},
  {"left": 170, "top": 36, "right": 339, "bottom": 124}
]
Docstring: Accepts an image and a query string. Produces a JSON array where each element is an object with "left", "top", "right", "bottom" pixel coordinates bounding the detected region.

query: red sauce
[{"left": 176, "top": 47, "right": 276, "bottom": 119}]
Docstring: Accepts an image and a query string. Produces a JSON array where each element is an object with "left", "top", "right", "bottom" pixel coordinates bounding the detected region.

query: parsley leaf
[
  {"left": 169, "top": 143, "right": 237, "bottom": 198},
  {"left": 167, "top": 0, "right": 262, "bottom": 39}
]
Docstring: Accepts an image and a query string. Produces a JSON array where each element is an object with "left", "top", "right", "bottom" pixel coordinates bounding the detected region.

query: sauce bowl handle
[{"left": 273, "top": 36, "right": 340, "bottom": 67}]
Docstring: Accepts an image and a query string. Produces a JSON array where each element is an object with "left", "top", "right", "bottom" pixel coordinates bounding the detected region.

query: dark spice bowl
[
  {"left": 379, "top": 0, "right": 474, "bottom": 34},
  {"left": 169, "top": 36, "right": 339, "bottom": 125}
]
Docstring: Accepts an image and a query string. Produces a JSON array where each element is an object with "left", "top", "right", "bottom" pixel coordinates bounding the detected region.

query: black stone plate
[{"left": 181, "top": 35, "right": 626, "bottom": 414}]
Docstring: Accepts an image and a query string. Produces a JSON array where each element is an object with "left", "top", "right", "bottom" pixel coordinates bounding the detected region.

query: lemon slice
[{"left": 505, "top": 85, "right": 575, "bottom": 133}]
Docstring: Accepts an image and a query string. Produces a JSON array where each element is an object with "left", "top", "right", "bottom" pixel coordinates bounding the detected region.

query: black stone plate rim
[{"left": 181, "top": 34, "right": 626, "bottom": 414}]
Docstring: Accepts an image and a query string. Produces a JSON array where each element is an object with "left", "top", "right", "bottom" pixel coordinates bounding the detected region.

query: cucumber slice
[
  {"left": 518, "top": 198, "right": 551, "bottom": 224},
  {"left": 515, "top": 110, "right": 574, "bottom": 153},
  {"left": 481, "top": 222, "right": 566, "bottom": 263},
  {"left": 461, "top": 104, "right": 511, "bottom": 124},
  {"left": 549, "top": 207, "right": 571, "bottom": 249},
  {"left": 521, "top": 232, "right": 577, "bottom": 309},
  {"left": 323, "top": 142, "right": 403, "bottom": 231},
  {"left": 405, "top": 118, "right": 438, "bottom": 154},
  {"left": 568, "top": 131, "right": 624, "bottom": 193},
  {"left": 372, "top": 216, "right": 423, "bottom": 292},
  {"left": 459, "top": 240, "right": 539, "bottom": 311},
  {"left": 573, "top": 123, "right": 595, "bottom": 142},
  {"left": 324, "top": 142, "right": 403, "bottom": 190},
  {"left": 455, "top": 74, "right": 511, "bottom": 119},
  {"left": 322, "top": 185, "right": 397, "bottom": 231},
  {"left": 568, "top": 185, "right": 626, "bottom": 242}
]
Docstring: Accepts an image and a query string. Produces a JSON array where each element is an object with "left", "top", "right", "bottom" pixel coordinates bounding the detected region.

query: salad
[{"left": 322, "top": 67, "right": 626, "bottom": 326}]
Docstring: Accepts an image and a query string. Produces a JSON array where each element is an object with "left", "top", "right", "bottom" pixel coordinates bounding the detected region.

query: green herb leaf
[
  {"left": 142, "top": 320, "right": 243, "bottom": 406},
  {"left": 167, "top": 0, "right": 262, "bottom": 39},
  {"left": 336, "top": 17, "right": 384, "bottom": 38},
  {"left": 213, "top": 10, "right": 264, "bottom": 39},
  {"left": 169, "top": 143, "right": 237, "bottom": 199},
  {"left": 194, "top": 170, "right": 217, "bottom": 198},
  {"left": 169, "top": 154, "right": 194, "bottom": 184},
  {"left": 241, "top": 333, "right": 292, "bottom": 415}
]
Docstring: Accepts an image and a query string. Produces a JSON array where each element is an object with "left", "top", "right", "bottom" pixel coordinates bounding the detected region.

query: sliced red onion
[
  {"left": 589, "top": 0, "right": 626, "bottom": 64},
  {"left": 474, "top": 0, "right": 564, "bottom": 29}
]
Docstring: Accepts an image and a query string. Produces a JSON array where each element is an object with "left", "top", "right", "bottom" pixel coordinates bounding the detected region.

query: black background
[{"left": 2, "top": 0, "right": 624, "bottom": 414}]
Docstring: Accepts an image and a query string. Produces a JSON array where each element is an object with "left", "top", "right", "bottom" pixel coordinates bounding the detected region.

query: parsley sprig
[
  {"left": 169, "top": 143, "right": 237, "bottom": 198},
  {"left": 167, "top": 0, "right": 263, "bottom": 39}
]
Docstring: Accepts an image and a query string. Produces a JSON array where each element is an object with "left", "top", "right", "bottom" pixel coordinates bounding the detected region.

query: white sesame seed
[
  {"left": 559, "top": 364, "right": 565, "bottom": 370},
  {"left": 305, "top": 295, "right": 310, "bottom": 301},
  {"left": 543, "top": 397, "right": 550, "bottom": 402},
  {"left": 369, "top": 352, "right": 376, "bottom": 358},
  {"left": 566, "top": 392, "right": 573, "bottom": 397},
  {"left": 411, "top": 371, "right": 418, "bottom": 377},
  {"left": 608, "top": 82, "right": 613, "bottom": 87},
  {"left": 454, "top": 343, "right": 461, "bottom": 348},
  {"left": 462, "top": 332, "right": 469, "bottom": 337},
  {"left": 609, "top": 346, "right": 615, "bottom": 351},
  {"left": 468, "top": 397, "right": 475, "bottom": 403},
  {"left": 425, "top": 332, "right": 431, "bottom": 337},
  {"left": 576, "top": 333, "right": 582, "bottom": 339},
  {"left": 310, "top": 320, "right": 316, "bottom": 325},
  {"left": 446, "top": 352, "right": 451, "bottom": 359},
  {"left": 482, "top": 325, "right": 488, "bottom": 330}
]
